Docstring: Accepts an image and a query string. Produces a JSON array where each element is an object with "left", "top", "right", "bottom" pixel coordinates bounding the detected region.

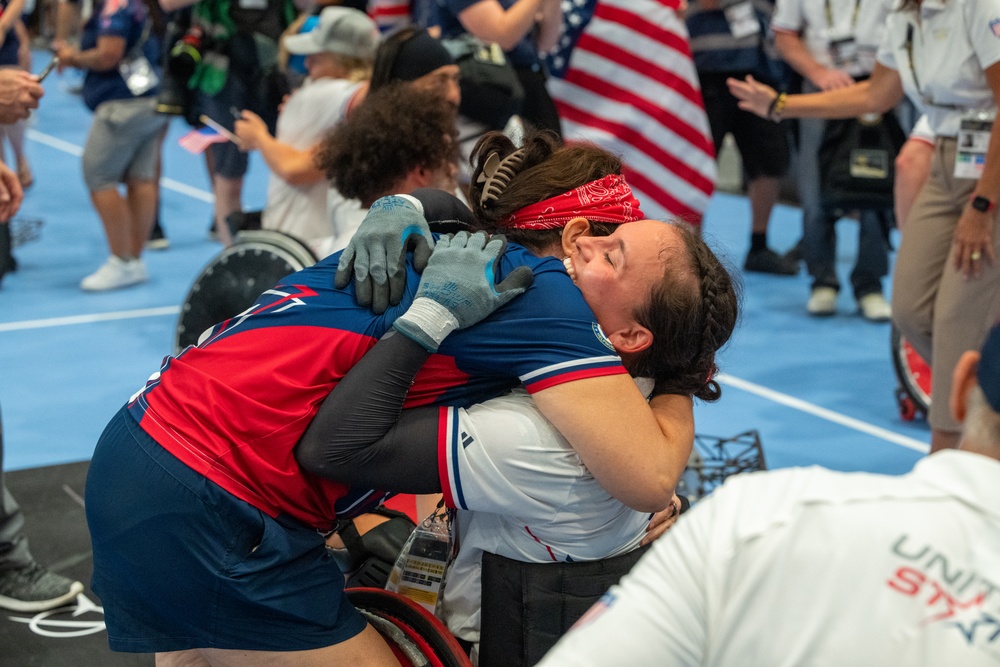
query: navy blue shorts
[{"left": 86, "top": 406, "right": 367, "bottom": 653}]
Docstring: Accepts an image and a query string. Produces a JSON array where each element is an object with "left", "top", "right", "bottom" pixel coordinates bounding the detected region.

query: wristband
[
  {"left": 768, "top": 92, "right": 788, "bottom": 122},
  {"left": 392, "top": 297, "right": 459, "bottom": 352}
]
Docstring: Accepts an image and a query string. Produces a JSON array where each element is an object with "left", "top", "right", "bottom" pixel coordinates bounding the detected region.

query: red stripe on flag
[
  {"left": 555, "top": 99, "right": 714, "bottom": 199},
  {"left": 595, "top": 3, "right": 693, "bottom": 59}
]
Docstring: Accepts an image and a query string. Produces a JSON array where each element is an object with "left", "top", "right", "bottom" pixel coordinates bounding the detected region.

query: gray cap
[{"left": 284, "top": 7, "right": 379, "bottom": 59}]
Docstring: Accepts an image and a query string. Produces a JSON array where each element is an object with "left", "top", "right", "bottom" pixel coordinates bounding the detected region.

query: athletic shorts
[
  {"left": 698, "top": 71, "right": 789, "bottom": 180},
  {"left": 85, "top": 406, "right": 367, "bottom": 653},
  {"left": 82, "top": 97, "right": 168, "bottom": 191}
]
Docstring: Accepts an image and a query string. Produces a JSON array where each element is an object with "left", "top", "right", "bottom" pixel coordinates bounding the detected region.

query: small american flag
[
  {"left": 368, "top": 0, "right": 413, "bottom": 32},
  {"left": 178, "top": 126, "right": 228, "bottom": 154},
  {"left": 547, "top": 0, "right": 717, "bottom": 225}
]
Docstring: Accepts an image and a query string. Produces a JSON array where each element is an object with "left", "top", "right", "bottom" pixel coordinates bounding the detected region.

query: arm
[
  {"left": 0, "top": 159, "right": 24, "bottom": 221},
  {"left": 0, "top": 0, "right": 25, "bottom": 45},
  {"left": 951, "top": 60, "right": 1000, "bottom": 278},
  {"left": 727, "top": 61, "right": 905, "bottom": 120},
  {"left": 457, "top": 0, "right": 549, "bottom": 52},
  {"left": 53, "top": 34, "right": 126, "bottom": 72},
  {"left": 773, "top": 29, "right": 854, "bottom": 91},
  {"left": 534, "top": 0, "right": 562, "bottom": 54},
  {"left": 233, "top": 110, "right": 326, "bottom": 185},
  {"left": 531, "top": 378, "right": 694, "bottom": 513},
  {"left": 296, "top": 330, "right": 443, "bottom": 493},
  {"left": 159, "top": 0, "right": 198, "bottom": 12},
  {"left": 54, "top": 0, "right": 81, "bottom": 43}
]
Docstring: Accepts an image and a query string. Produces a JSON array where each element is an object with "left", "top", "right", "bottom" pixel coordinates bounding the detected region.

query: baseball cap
[
  {"left": 978, "top": 321, "right": 1000, "bottom": 412},
  {"left": 284, "top": 7, "right": 379, "bottom": 59}
]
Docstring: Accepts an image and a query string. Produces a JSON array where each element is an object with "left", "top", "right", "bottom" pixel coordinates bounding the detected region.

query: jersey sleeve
[
  {"left": 966, "top": 0, "right": 1000, "bottom": 70},
  {"left": 436, "top": 394, "right": 580, "bottom": 518},
  {"left": 437, "top": 252, "right": 628, "bottom": 394}
]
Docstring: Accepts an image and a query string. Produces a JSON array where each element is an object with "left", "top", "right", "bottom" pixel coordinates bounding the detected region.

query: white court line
[
  {"left": 718, "top": 373, "right": 930, "bottom": 454},
  {"left": 26, "top": 129, "right": 214, "bottom": 202},
  {"left": 0, "top": 306, "right": 180, "bottom": 332}
]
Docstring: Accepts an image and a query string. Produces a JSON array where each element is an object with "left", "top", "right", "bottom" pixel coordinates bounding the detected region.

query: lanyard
[{"left": 824, "top": 0, "right": 861, "bottom": 30}]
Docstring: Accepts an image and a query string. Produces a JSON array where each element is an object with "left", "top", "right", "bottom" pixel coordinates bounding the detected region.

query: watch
[{"left": 971, "top": 195, "right": 996, "bottom": 212}]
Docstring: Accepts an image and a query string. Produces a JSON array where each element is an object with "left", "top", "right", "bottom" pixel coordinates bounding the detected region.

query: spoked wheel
[
  {"left": 174, "top": 230, "right": 317, "bottom": 354},
  {"left": 890, "top": 326, "right": 931, "bottom": 421}
]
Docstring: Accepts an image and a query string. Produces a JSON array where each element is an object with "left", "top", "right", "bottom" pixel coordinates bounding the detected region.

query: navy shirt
[
  {"left": 81, "top": 0, "right": 162, "bottom": 111},
  {"left": 432, "top": 0, "right": 540, "bottom": 69}
]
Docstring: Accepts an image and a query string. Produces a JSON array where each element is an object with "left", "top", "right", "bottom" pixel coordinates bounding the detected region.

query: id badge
[
  {"left": 955, "top": 110, "right": 994, "bottom": 179},
  {"left": 119, "top": 54, "right": 159, "bottom": 96},
  {"left": 238, "top": 0, "right": 267, "bottom": 9},
  {"left": 828, "top": 36, "right": 858, "bottom": 69},
  {"left": 724, "top": 1, "right": 760, "bottom": 39}
]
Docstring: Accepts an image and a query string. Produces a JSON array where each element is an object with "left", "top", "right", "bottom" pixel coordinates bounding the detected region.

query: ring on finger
[{"left": 972, "top": 251, "right": 983, "bottom": 261}]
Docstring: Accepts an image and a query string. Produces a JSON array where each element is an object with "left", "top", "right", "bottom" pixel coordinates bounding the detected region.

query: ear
[
  {"left": 608, "top": 323, "right": 653, "bottom": 356},
  {"left": 951, "top": 351, "right": 981, "bottom": 424},
  {"left": 560, "top": 217, "right": 592, "bottom": 257}
]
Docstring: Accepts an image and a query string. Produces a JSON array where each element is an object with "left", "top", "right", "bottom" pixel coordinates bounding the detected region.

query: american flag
[
  {"left": 368, "top": 0, "right": 413, "bottom": 32},
  {"left": 547, "top": 0, "right": 716, "bottom": 225},
  {"left": 178, "top": 126, "right": 229, "bottom": 154}
]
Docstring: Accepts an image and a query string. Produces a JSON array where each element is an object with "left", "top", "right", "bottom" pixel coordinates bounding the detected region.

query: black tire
[{"left": 174, "top": 230, "right": 316, "bottom": 354}]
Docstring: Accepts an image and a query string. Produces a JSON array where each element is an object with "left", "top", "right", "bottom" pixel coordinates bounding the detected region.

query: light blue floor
[{"left": 0, "top": 54, "right": 928, "bottom": 476}]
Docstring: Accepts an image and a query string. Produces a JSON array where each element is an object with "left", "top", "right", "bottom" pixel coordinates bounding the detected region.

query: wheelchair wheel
[
  {"left": 890, "top": 326, "right": 930, "bottom": 420},
  {"left": 346, "top": 588, "right": 472, "bottom": 667},
  {"left": 174, "top": 230, "right": 317, "bottom": 354}
]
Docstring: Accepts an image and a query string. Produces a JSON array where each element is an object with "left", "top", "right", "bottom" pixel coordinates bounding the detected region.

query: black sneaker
[
  {"left": 743, "top": 247, "right": 799, "bottom": 275},
  {"left": 147, "top": 219, "right": 170, "bottom": 250},
  {"left": 0, "top": 562, "right": 84, "bottom": 612}
]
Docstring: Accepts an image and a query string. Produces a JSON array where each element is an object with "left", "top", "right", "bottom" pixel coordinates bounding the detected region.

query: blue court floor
[{"left": 0, "top": 54, "right": 929, "bottom": 478}]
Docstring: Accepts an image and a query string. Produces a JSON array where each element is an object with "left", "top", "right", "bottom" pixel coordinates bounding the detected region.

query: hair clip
[{"left": 477, "top": 149, "right": 525, "bottom": 207}]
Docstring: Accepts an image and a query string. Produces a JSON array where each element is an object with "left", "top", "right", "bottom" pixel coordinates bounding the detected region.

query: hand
[
  {"left": 811, "top": 67, "right": 854, "bottom": 91},
  {"left": 233, "top": 110, "right": 268, "bottom": 151},
  {"left": 392, "top": 231, "right": 534, "bottom": 351},
  {"left": 0, "top": 70, "right": 42, "bottom": 124},
  {"left": 640, "top": 494, "right": 683, "bottom": 546},
  {"left": 953, "top": 206, "right": 996, "bottom": 279},
  {"left": 0, "top": 160, "right": 24, "bottom": 221},
  {"left": 336, "top": 195, "right": 436, "bottom": 314},
  {"left": 51, "top": 41, "right": 76, "bottom": 73},
  {"left": 726, "top": 74, "right": 777, "bottom": 120}
]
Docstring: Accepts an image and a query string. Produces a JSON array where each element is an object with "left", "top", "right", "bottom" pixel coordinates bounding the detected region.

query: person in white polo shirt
[{"left": 538, "top": 319, "right": 1000, "bottom": 667}]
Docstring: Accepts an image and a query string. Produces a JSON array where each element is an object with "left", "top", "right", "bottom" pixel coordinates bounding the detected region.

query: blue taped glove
[
  {"left": 335, "top": 195, "right": 435, "bottom": 314},
  {"left": 393, "top": 231, "right": 534, "bottom": 351}
]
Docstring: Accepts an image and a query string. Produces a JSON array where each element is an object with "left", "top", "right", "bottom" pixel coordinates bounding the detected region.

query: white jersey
[
  {"left": 772, "top": 0, "right": 893, "bottom": 76},
  {"left": 438, "top": 389, "right": 650, "bottom": 643},
  {"left": 261, "top": 77, "right": 361, "bottom": 258},
  {"left": 877, "top": 0, "right": 1000, "bottom": 137},
  {"left": 538, "top": 450, "right": 1000, "bottom": 667}
]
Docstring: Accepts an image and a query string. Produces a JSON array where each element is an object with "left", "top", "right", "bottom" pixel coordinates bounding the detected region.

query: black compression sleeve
[{"left": 295, "top": 330, "right": 443, "bottom": 494}]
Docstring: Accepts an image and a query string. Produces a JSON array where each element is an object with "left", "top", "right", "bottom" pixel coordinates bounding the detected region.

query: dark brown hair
[{"left": 315, "top": 84, "right": 458, "bottom": 206}]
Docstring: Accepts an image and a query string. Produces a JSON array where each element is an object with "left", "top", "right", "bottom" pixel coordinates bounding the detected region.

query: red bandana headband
[{"left": 498, "top": 174, "right": 644, "bottom": 230}]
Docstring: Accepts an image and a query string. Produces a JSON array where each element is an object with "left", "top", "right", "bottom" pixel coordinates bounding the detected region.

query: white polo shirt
[
  {"left": 877, "top": 0, "right": 1000, "bottom": 137},
  {"left": 538, "top": 450, "right": 1000, "bottom": 667},
  {"left": 437, "top": 389, "right": 650, "bottom": 643},
  {"left": 772, "top": 0, "right": 893, "bottom": 76}
]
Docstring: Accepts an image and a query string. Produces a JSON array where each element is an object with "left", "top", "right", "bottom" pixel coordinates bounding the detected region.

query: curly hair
[{"left": 315, "top": 84, "right": 459, "bottom": 206}]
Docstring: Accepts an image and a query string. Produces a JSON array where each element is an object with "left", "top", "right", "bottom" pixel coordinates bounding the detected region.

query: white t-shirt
[
  {"left": 261, "top": 77, "right": 361, "bottom": 258},
  {"left": 538, "top": 450, "right": 1000, "bottom": 667},
  {"left": 877, "top": 0, "right": 1000, "bottom": 137},
  {"left": 437, "top": 389, "right": 650, "bottom": 643},
  {"left": 772, "top": 0, "right": 894, "bottom": 76}
]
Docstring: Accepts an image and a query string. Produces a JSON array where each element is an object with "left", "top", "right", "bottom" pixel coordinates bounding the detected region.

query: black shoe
[
  {"left": 147, "top": 219, "right": 170, "bottom": 250},
  {"left": 783, "top": 239, "right": 804, "bottom": 264},
  {"left": 744, "top": 247, "right": 798, "bottom": 275}
]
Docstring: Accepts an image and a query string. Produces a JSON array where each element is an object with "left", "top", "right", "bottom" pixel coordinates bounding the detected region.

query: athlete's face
[{"left": 562, "top": 219, "right": 681, "bottom": 355}]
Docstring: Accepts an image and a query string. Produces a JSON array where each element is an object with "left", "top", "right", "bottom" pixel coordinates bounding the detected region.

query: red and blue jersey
[{"left": 127, "top": 242, "right": 626, "bottom": 530}]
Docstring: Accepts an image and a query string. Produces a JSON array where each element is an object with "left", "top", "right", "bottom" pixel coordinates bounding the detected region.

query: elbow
[
  {"left": 624, "top": 479, "right": 677, "bottom": 514},
  {"left": 294, "top": 442, "right": 327, "bottom": 479}
]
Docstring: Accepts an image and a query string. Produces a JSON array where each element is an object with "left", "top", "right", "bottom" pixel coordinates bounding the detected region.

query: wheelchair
[
  {"left": 174, "top": 229, "right": 317, "bottom": 354},
  {"left": 891, "top": 326, "right": 931, "bottom": 421}
]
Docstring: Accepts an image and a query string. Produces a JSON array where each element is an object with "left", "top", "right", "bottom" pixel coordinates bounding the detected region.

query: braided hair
[{"left": 635, "top": 224, "right": 741, "bottom": 402}]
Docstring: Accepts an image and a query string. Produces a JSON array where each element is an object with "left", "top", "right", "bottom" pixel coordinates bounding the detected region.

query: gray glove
[
  {"left": 334, "top": 195, "right": 435, "bottom": 314},
  {"left": 393, "top": 231, "right": 534, "bottom": 351}
]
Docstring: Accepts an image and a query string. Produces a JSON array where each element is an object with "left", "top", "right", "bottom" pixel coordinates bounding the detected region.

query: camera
[{"left": 155, "top": 25, "right": 208, "bottom": 117}]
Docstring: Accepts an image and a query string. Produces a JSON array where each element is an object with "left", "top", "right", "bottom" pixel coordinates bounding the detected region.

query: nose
[{"left": 447, "top": 79, "right": 461, "bottom": 107}]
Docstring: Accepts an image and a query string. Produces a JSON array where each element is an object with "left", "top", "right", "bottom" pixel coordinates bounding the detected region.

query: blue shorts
[{"left": 86, "top": 406, "right": 367, "bottom": 653}]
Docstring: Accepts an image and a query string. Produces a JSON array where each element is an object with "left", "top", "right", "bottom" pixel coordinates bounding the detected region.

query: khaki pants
[{"left": 892, "top": 137, "right": 1000, "bottom": 432}]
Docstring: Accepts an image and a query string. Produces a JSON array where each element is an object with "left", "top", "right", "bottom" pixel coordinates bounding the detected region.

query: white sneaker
[
  {"left": 807, "top": 287, "right": 838, "bottom": 316},
  {"left": 80, "top": 256, "right": 147, "bottom": 291},
  {"left": 858, "top": 292, "right": 892, "bottom": 322}
]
